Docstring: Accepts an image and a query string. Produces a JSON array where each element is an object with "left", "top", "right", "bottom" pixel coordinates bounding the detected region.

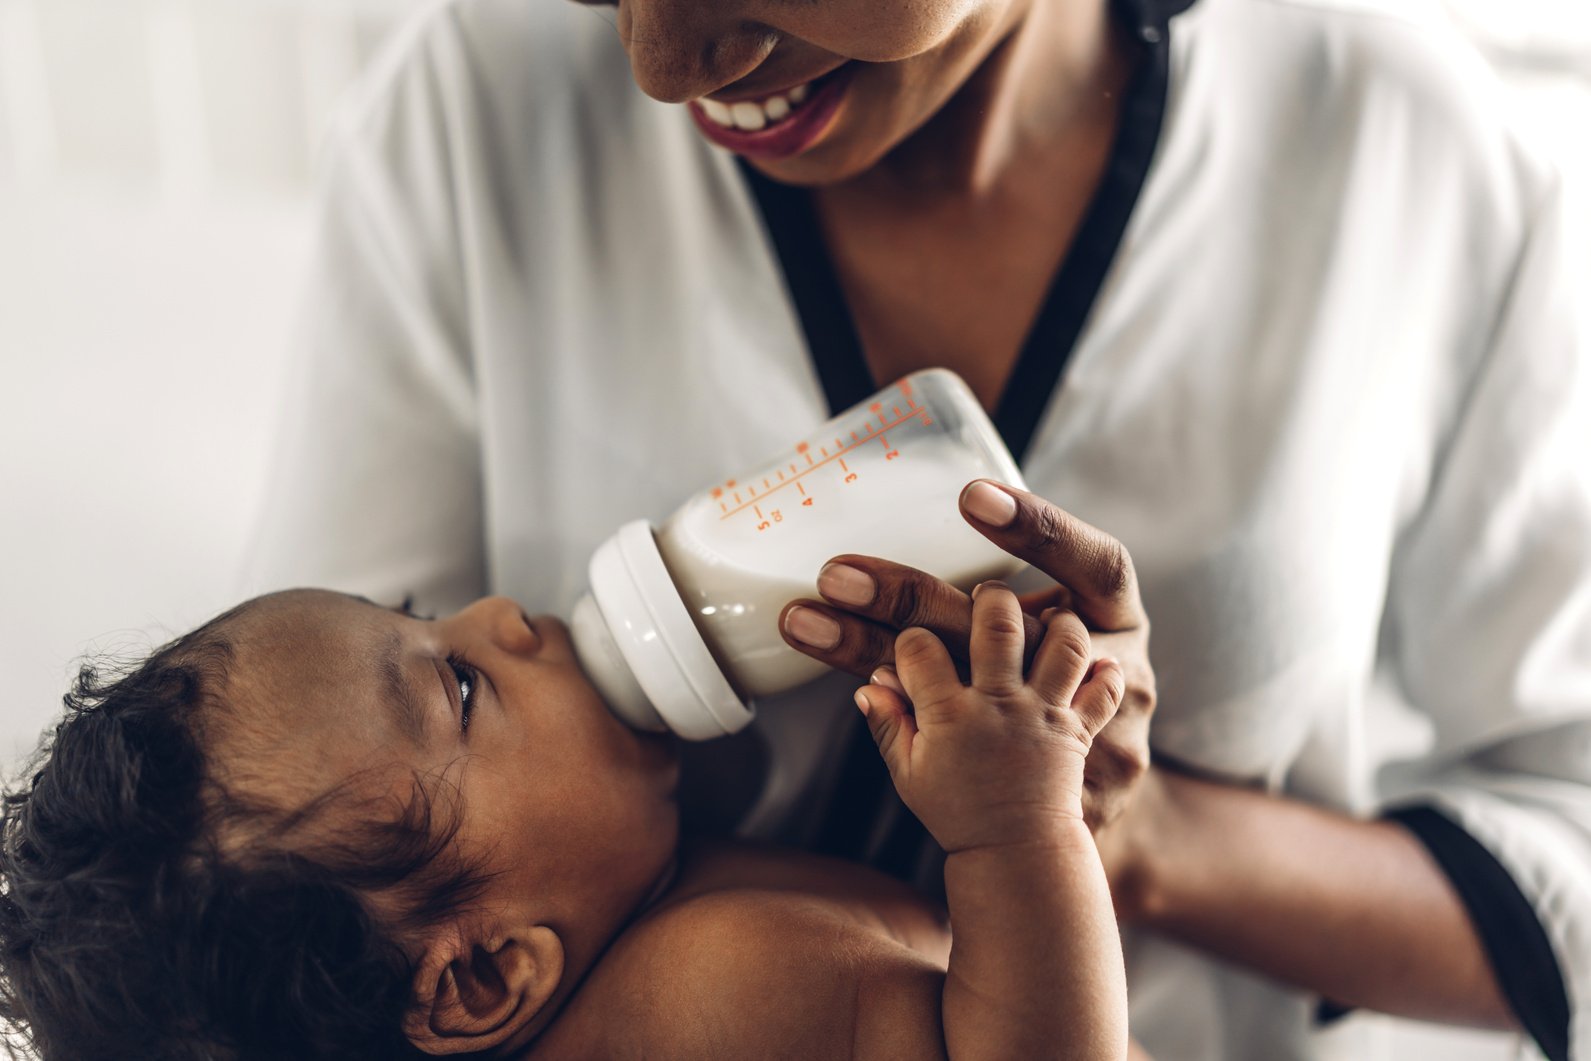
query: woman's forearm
[{"left": 1122, "top": 771, "right": 1514, "bottom": 1029}]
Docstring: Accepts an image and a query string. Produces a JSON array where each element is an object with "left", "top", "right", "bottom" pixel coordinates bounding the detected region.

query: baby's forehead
[
  {"left": 211, "top": 590, "right": 404, "bottom": 784},
  {"left": 225, "top": 591, "right": 350, "bottom": 677},
  {"left": 232, "top": 589, "right": 385, "bottom": 665}
]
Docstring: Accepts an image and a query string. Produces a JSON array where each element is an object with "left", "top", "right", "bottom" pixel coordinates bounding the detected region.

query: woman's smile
[{"left": 689, "top": 63, "right": 856, "bottom": 160}]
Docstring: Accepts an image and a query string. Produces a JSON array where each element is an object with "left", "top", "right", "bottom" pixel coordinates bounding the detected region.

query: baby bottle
[{"left": 570, "top": 369, "right": 1028, "bottom": 740}]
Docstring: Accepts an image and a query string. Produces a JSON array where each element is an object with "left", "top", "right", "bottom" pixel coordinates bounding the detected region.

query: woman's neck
[{"left": 872, "top": 0, "right": 1136, "bottom": 198}]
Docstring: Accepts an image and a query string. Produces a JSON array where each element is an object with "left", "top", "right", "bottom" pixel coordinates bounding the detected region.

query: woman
[{"left": 249, "top": 0, "right": 1590, "bottom": 1055}]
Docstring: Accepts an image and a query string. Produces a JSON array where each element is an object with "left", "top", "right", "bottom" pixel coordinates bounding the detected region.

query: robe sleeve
[{"left": 1381, "top": 169, "right": 1591, "bottom": 1060}]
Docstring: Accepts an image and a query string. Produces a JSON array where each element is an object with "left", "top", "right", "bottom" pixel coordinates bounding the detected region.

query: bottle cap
[
  {"left": 571, "top": 593, "right": 664, "bottom": 731},
  {"left": 579, "top": 520, "right": 754, "bottom": 741}
]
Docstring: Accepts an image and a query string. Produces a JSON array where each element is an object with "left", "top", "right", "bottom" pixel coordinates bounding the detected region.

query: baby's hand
[{"left": 856, "top": 581, "right": 1124, "bottom": 855}]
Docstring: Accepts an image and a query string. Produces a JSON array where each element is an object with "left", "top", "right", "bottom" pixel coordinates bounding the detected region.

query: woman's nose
[
  {"left": 451, "top": 596, "right": 540, "bottom": 656},
  {"left": 618, "top": 0, "right": 773, "bottom": 103}
]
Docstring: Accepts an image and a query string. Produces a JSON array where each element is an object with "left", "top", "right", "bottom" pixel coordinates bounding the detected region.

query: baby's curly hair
[{"left": 0, "top": 605, "right": 493, "bottom": 1060}]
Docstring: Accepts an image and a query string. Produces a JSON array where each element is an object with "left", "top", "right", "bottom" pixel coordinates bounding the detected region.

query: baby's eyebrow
[{"left": 378, "top": 630, "right": 429, "bottom": 747}]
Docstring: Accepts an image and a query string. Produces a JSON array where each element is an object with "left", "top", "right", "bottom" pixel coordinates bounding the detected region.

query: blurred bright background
[{"left": 1, "top": 0, "right": 1588, "bottom": 1056}]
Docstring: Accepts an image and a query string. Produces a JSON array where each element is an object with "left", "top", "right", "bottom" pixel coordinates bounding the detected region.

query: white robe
[{"left": 248, "top": 0, "right": 1591, "bottom": 1055}]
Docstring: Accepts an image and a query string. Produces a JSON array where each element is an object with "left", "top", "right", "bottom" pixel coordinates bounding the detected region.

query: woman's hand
[{"left": 779, "top": 480, "right": 1156, "bottom": 833}]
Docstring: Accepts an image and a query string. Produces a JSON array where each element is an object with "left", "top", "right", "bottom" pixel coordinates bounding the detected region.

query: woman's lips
[{"left": 687, "top": 64, "right": 854, "bottom": 161}]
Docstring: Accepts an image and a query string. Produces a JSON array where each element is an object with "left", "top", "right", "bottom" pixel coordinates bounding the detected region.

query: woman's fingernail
[
  {"left": 817, "top": 562, "right": 875, "bottom": 606},
  {"left": 962, "top": 481, "right": 1017, "bottom": 527},
  {"left": 854, "top": 689, "right": 872, "bottom": 716},
  {"left": 783, "top": 606, "right": 841, "bottom": 650},
  {"left": 871, "top": 665, "right": 905, "bottom": 694}
]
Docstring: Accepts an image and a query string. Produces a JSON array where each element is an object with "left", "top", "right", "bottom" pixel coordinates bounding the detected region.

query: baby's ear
[{"left": 402, "top": 922, "right": 564, "bottom": 1055}]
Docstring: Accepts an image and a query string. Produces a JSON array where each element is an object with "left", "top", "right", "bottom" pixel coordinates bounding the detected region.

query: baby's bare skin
[
  {"left": 216, "top": 588, "right": 1130, "bottom": 1059},
  {"left": 530, "top": 583, "right": 1131, "bottom": 1060},
  {"left": 528, "top": 840, "right": 952, "bottom": 1059}
]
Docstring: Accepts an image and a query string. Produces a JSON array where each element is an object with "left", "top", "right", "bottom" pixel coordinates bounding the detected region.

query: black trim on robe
[
  {"left": 1384, "top": 806, "right": 1570, "bottom": 1061},
  {"left": 739, "top": 0, "right": 1193, "bottom": 460}
]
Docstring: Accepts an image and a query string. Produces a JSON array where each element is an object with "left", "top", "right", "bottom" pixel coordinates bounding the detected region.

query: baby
[{"left": 0, "top": 583, "right": 1129, "bottom": 1060}]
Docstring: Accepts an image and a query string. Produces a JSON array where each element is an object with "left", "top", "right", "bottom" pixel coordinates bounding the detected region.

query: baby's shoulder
[{"left": 538, "top": 887, "right": 943, "bottom": 1060}]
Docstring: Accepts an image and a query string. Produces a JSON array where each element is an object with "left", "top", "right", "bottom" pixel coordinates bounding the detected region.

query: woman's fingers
[
  {"left": 779, "top": 555, "right": 1044, "bottom": 676},
  {"left": 960, "top": 480, "right": 1146, "bottom": 633},
  {"left": 968, "top": 582, "right": 1026, "bottom": 697},
  {"left": 779, "top": 600, "right": 899, "bottom": 677}
]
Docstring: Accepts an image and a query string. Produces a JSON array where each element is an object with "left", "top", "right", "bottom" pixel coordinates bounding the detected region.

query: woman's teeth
[{"left": 698, "top": 82, "right": 812, "bottom": 132}]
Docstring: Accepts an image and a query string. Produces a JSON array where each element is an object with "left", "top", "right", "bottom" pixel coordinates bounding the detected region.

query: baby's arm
[
  {"left": 595, "top": 582, "right": 1131, "bottom": 1061},
  {"left": 857, "top": 582, "right": 1128, "bottom": 1061}
]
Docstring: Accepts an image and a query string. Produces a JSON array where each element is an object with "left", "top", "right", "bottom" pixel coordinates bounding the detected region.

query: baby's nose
[{"left": 465, "top": 596, "right": 541, "bottom": 655}]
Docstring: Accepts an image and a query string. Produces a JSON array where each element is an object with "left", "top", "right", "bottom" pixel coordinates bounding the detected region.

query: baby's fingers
[
  {"left": 969, "top": 581, "right": 1026, "bottom": 697},
  {"left": 855, "top": 683, "right": 917, "bottom": 781},
  {"left": 1072, "top": 657, "right": 1126, "bottom": 738},
  {"left": 1027, "top": 608, "right": 1091, "bottom": 706},
  {"left": 893, "top": 627, "right": 962, "bottom": 721}
]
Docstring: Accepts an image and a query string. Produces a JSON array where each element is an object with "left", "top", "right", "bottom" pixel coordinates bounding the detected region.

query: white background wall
[{"left": 1, "top": 1, "right": 1588, "bottom": 1057}]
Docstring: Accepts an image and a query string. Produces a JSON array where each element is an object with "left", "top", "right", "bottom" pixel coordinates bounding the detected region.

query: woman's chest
[{"left": 812, "top": 179, "right": 1103, "bottom": 412}]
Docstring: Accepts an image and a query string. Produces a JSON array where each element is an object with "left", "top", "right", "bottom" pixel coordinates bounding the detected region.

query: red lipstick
[{"left": 687, "top": 64, "right": 854, "bottom": 161}]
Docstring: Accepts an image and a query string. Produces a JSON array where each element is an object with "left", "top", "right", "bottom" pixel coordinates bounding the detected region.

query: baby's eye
[{"left": 447, "top": 653, "right": 478, "bottom": 731}]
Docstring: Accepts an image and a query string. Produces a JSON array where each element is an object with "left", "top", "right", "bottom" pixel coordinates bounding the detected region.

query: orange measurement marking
[
  {"left": 764, "top": 478, "right": 771, "bottom": 489},
  {"left": 906, "top": 397, "right": 917, "bottom": 410},
  {"left": 796, "top": 441, "right": 809, "bottom": 453},
  {"left": 719, "top": 501, "right": 727, "bottom": 513},
  {"left": 797, "top": 482, "right": 806, "bottom": 496},
  {"left": 711, "top": 486, "right": 723, "bottom": 499},
  {"left": 834, "top": 438, "right": 844, "bottom": 450},
  {"left": 900, "top": 377, "right": 914, "bottom": 398},
  {"left": 733, "top": 492, "right": 742, "bottom": 504},
  {"left": 879, "top": 434, "right": 888, "bottom": 449},
  {"left": 718, "top": 403, "right": 926, "bottom": 519},
  {"left": 820, "top": 445, "right": 829, "bottom": 457},
  {"left": 892, "top": 405, "right": 902, "bottom": 418},
  {"left": 777, "top": 469, "right": 785, "bottom": 481},
  {"left": 755, "top": 504, "right": 764, "bottom": 519}
]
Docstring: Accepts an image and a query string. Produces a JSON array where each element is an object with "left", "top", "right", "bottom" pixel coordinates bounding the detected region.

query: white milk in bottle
[{"left": 571, "top": 369, "right": 1028, "bottom": 740}]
